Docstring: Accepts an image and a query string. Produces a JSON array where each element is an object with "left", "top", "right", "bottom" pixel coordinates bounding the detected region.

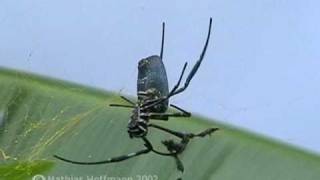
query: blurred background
[{"left": 0, "top": 1, "right": 319, "bottom": 154}]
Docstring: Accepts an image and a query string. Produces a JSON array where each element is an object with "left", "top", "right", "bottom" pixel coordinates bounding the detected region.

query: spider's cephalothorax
[
  {"left": 54, "top": 18, "right": 219, "bottom": 180},
  {"left": 127, "top": 106, "right": 148, "bottom": 138}
]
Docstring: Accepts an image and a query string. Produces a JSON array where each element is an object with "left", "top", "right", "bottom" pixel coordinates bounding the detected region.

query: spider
[{"left": 54, "top": 17, "right": 218, "bottom": 176}]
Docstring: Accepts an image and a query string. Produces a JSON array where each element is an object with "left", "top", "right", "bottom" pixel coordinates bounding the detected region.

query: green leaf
[
  {"left": 0, "top": 161, "right": 54, "bottom": 180},
  {"left": 0, "top": 67, "right": 319, "bottom": 180}
]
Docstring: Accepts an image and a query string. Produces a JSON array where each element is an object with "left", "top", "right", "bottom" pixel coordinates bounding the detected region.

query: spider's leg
[
  {"left": 158, "top": 128, "right": 219, "bottom": 173},
  {"left": 190, "top": 127, "right": 220, "bottom": 138},
  {"left": 143, "top": 111, "right": 190, "bottom": 121},
  {"left": 141, "top": 104, "right": 191, "bottom": 121},
  {"left": 142, "top": 18, "right": 213, "bottom": 110},
  {"left": 53, "top": 137, "right": 154, "bottom": 165},
  {"left": 54, "top": 148, "right": 151, "bottom": 165},
  {"left": 142, "top": 137, "right": 178, "bottom": 156},
  {"left": 160, "top": 22, "right": 165, "bottom": 60},
  {"left": 170, "top": 104, "right": 191, "bottom": 116},
  {"left": 142, "top": 104, "right": 191, "bottom": 121},
  {"left": 148, "top": 124, "right": 186, "bottom": 139},
  {"left": 168, "top": 63, "right": 188, "bottom": 95},
  {"left": 141, "top": 63, "right": 187, "bottom": 110},
  {"left": 174, "top": 155, "right": 184, "bottom": 172},
  {"left": 120, "top": 95, "right": 135, "bottom": 105},
  {"left": 170, "top": 18, "right": 212, "bottom": 97},
  {"left": 109, "top": 104, "right": 135, "bottom": 108},
  {"left": 109, "top": 95, "right": 135, "bottom": 108},
  {"left": 149, "top": 124, "right": 219, "bottom": 140}
]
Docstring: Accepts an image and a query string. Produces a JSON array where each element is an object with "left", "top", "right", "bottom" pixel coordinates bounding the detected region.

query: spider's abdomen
[{"left": 137, "top": 55, "right": 169, "bottom": 113}]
